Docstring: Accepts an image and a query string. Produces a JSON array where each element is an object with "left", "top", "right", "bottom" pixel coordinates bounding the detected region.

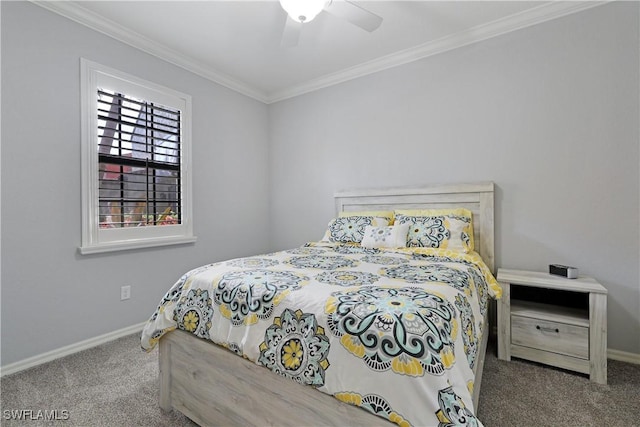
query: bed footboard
[
  {"left": 159, "top": 317, "right": 489, "bottom": 426},
  {"left": 158, "top": 330, "right": 388, "bottom": 426}
]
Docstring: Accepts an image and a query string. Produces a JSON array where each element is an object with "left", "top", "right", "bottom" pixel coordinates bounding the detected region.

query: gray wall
[
  {"left": 269, "top": 3, "right": 640, "bottom": 354},
  {"left": 1, "top": 2, "right": 270, "bottom": 365}
]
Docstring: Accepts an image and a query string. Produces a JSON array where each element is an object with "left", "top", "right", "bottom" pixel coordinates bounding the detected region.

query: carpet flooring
[{"left": 1, "top": 333, "right": 639, "bottom": 426}]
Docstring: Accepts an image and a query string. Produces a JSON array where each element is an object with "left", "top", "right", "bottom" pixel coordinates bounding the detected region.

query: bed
[{"left": 141, "top": 182, "right": 500, "bottom": 427}]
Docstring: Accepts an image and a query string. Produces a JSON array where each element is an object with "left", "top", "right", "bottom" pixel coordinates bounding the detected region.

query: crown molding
[
  {"left": 31, "top": 0, "right": 270, "bottom": 103},
  {"left": 32, "top": 0, "right": 608, "bottom": 105},
  {"left": 266, "top": 1, "right": 610, "bottom": 103}
]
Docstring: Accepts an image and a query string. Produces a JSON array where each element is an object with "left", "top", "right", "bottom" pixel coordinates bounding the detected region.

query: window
[
  {"left": 80, "top": 59, "right": 195, "bottom": 254},
  {"left": 97, "top": 90, "right": 182, "bottom": 228}
]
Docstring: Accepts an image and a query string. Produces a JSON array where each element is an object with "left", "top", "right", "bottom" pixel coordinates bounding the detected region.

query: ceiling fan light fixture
[{"left": 279, "top": 0, "right": 327, "bottom": 23}]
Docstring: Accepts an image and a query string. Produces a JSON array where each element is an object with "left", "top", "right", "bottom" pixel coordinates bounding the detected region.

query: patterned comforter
[{"left": 141, "top": 241, "right": 501, "bottom": 427}]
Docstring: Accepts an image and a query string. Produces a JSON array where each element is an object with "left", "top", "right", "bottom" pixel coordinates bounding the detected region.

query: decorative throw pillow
[
  {"left": 394, "top": 208, "right": 474, "bottom": 252},
  {"left": 361, "top": 223, "right": 410, "bottom": 249},
  {"left": 325, "top": 216, "right": 390, "bottom": 244}
]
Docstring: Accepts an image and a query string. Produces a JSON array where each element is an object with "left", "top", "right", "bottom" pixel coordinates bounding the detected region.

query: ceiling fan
[{"left": 279, "top": 0, "right": 383, "bottom": 47}]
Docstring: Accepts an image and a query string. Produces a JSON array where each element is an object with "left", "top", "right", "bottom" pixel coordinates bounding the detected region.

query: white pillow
[{"left": 361, "top": 223, "right": 410, "bottom": 249}]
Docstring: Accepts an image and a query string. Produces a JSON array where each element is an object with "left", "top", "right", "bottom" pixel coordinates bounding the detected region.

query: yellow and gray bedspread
[{"left": 141, "top": 241, "right": 501, "bottom": 427}]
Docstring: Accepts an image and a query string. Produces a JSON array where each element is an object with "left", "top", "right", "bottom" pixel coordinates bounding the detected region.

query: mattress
[{"left": 141, "top": 241, "right": 501, "bottom": 426}]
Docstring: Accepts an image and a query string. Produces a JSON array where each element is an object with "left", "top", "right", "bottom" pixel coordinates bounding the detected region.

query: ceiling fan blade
[
  {"left": 325, "top": 0, "right": 382, "bottom": 32},
  {"left": 281, "top": 15, "right": 302, "bottom": 48}
]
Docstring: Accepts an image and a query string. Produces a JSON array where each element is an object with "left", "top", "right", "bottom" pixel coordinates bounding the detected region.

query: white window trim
[{"left": 80, "top": 58, "right": 195, "bottom": 255}]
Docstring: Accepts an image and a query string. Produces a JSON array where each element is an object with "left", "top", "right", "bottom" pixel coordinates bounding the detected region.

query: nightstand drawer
[{"left": 511, "top": 315, "right": 589, "bottom": 359}]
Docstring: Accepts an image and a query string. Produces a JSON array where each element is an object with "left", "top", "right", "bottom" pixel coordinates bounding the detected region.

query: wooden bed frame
[{"left": 158, "top": 182, "right": 495, "bottom": 426}]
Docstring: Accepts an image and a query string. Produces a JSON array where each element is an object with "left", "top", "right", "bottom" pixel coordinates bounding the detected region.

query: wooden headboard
[{"left": 334, "top": 182, "right": 495, "bottom": 273}]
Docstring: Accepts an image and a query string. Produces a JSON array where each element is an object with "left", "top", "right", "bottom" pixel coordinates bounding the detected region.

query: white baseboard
[
  {"left": 0, "top": 322, "right": 146, "bottom": 377},
  {"left": 608, "top": 348, "right": 640, "bottom": 365}
]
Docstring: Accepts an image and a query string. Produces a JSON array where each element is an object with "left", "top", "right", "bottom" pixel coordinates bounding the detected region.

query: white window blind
[{"left": 98, "top": 89, "right": 182, "bottom": 228}]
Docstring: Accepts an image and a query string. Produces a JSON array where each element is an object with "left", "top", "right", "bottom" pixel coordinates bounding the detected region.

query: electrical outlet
[{"left": 120, "top": 285, "right": 131, "bottom": 301}]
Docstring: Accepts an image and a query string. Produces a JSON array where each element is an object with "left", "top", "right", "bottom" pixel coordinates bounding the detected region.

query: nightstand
[{"left": 496, "top": 268, "right": 607, "bottom": 384}]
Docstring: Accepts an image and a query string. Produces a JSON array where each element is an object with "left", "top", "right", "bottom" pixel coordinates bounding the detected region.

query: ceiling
[{"left": 35, "top": 1, "right": 604, "bottom": 103}]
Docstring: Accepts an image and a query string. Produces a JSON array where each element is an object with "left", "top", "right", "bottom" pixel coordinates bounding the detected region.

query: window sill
[{"left": 79, "top": 235, "right": 197, "bottom": 255}]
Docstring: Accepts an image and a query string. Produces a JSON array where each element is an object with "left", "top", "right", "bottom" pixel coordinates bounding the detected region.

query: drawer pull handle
[{"left": 536, "top": 325, "right": 559, "bottom": 333}]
